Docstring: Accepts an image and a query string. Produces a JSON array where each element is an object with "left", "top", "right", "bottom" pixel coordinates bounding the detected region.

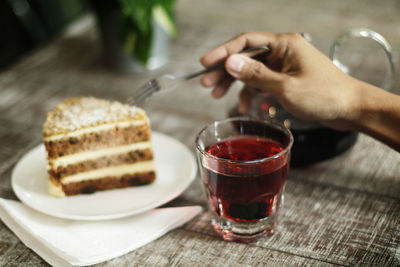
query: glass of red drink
[{"left": 196, "top": 117, "right": 293, "bottom": 243}]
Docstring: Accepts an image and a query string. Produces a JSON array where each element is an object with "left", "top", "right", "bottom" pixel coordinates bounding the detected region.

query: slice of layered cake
[{"left": 43, "top": 97, "right": 156, "bottom": 197}]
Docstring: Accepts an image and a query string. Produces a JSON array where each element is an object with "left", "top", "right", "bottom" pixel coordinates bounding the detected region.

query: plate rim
[{"left": 11, "top": 131, "right": 197, "bottom": 221}]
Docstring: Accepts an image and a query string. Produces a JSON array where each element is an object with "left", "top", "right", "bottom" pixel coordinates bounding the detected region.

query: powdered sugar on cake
[{"left": 43, "top": 97, "right": 146, "bottom": 137}]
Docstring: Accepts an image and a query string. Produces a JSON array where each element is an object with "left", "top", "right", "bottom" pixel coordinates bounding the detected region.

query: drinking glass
[{"left": 196, "top": 117, "right": 293, "bottom": 243}]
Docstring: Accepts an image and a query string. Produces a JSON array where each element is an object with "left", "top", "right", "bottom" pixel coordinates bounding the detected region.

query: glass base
[
  {"left": 211, "top": 217, "right": 276, "bottom": 243},
  {"left": 209, "top": 191, "right": 282, "bottom": 244},
  {"left": 207, "top": 188, "right": 284, "bottom": 243}
]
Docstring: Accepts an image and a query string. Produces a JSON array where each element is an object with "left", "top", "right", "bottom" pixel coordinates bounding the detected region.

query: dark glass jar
[{"left": 228, "top": 93, "right": 358, "bottom": 168}]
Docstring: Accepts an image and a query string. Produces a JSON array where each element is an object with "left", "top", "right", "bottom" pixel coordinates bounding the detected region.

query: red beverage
[{"left": 202, "top": 136, "right": 288, "bottom": 223}]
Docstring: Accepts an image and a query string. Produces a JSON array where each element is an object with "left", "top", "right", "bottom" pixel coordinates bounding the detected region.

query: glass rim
[{"left": 195, "top": 116, "right": 294, "bottom": 164}]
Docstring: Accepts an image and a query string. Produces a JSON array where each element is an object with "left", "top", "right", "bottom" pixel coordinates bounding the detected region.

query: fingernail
[
  {"left": 201, "top": 75, "right": 213, "bottom": 87},
  {"left": 227, "top": 55, "right": 245, "bottom": 77}
]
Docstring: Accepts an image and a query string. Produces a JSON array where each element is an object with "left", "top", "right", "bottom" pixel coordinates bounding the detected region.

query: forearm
[{"left": 352, "top": 81, "right": 400, "bottom": 151}]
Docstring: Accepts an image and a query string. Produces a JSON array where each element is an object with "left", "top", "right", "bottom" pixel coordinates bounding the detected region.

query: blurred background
[
  {"left": 1, "top": 0, "right": 399, "bottom": 75},
  {"left": 1, "top": 0, "right": 398, "bottom": 125},
  {"left": 0, "top": 0, "right": 89, "bottom": 70},
  {"left": 0, "top": 0, "right": 399, "bottom": 96}
]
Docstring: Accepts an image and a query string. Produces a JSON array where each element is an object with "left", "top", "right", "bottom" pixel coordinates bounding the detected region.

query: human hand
[{"left": 200, "top": 32, "right": 362, "bottom": 130}]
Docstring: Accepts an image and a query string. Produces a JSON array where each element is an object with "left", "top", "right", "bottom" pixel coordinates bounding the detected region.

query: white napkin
[{"left": 0, "top": 198, "right": 202, "bottom": 266}]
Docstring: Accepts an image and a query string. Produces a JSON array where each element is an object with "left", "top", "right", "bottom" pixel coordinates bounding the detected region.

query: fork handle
[{"left": 184, "top": 46, "right": 271, "bottom": 80}]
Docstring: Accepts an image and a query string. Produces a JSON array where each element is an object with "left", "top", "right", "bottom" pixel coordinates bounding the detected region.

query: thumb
[{"left": 225, "top": 54, "right": 283, "bottom": 91}]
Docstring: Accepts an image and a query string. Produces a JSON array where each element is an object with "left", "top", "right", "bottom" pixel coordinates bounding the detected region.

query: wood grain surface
[{"left": 0, "top": 0, "right": 399, "bottom": 266}]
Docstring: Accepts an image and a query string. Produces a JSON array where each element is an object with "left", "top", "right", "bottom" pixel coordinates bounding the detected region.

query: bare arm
[
  {"left": 200, "top": 32, "right": 400, "bottom": 151},
  {"left": 353, "top": 81, "right": 400, "bottom": 151}
]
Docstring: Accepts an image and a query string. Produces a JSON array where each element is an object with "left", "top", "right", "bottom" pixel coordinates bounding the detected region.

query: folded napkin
[{"left": 0, "top": 198, "right": 202, "bottom": 266}]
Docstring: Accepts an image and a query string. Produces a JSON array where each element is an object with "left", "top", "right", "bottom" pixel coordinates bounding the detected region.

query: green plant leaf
[
  {"left": 117, "top": 0, "right": 177, "bottom": 67},
  {"left": 134, "top": 23, "right": 153, "bottom": 65}
]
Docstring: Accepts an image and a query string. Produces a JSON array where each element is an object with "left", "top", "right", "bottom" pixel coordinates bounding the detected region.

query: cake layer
[
  {"left": 45, "top": 124, "right": 151, "bottom": 158},
  {"left": 60, "top": 161, "right": 155, "bottom": 184},
  {"left": 50, "top": 172, "right": 156, "bottom": 196},
  {"left": 44, "top": 120, "right": 146, "bottom": 141},
  {"left": 48, "top": 141, "right": 152, "bottom": 168},
  {"left": 49, "top": 149, "right": 153, "bottom": 180}
]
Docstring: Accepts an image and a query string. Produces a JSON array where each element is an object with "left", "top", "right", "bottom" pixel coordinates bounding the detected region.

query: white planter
[{"left": 97, "top": 8, "right": 169, "bottom": 73}]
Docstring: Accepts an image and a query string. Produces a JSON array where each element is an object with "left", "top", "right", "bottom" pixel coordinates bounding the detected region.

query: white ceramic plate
[{"left": 11, "top": 132, "right": 197, "bottom": 221}]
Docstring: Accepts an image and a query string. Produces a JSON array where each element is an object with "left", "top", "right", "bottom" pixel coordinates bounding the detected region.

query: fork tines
[{"left": 129, "top": 78, "right": 161, "bottom": 105}]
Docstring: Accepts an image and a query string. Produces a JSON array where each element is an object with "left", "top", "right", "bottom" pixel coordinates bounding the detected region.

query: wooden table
[{"left": 1, "top": 0, "right": 399, "bottom": 265}]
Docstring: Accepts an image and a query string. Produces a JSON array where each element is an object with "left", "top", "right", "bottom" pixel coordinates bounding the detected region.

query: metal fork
[{"left": 130, "top": 45, "right": 270, "bottom": 105}]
